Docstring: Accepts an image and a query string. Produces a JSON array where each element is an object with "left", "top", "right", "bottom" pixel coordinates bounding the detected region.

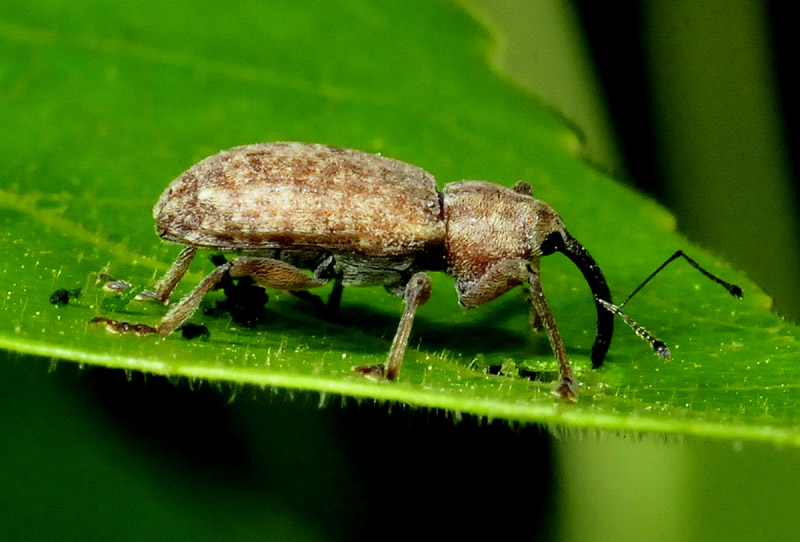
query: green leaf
[{"left": 1, "top": 0, "right": 797, "bottom": 446}]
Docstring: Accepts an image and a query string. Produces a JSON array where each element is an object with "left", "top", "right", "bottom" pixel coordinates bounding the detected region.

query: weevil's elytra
[
  {"left": 93, "top": 142, "right": 742, "bottom": 402},
  {"left": 156, "top": 142, "right": 445, "bottom": 257}
]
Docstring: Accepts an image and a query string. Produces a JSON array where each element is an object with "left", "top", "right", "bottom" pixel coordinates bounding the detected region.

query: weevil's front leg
[
  {"left": 136, "top": 245, "right": 198, "bottom": 303},
  {"left": 527, "top": 268, "right": 578, "bottom": 402},
  {"left": 455, "top": 259, "right": 577, "bottom": 401},
  {"left": 523, "top": 284, "right": 544, "bottom": 333},
  {"left": 353, "top": 272, "right": 432, "bottom": 381},
  {"left": 455, "top": 259, "right": 528, "bottom": 309}
]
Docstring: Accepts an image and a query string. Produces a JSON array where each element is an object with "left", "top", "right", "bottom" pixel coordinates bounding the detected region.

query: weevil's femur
[{"left": 542, "top": 230, "right": 614, "bottom": 368}]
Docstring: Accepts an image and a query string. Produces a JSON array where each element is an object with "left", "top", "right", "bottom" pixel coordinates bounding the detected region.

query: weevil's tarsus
[
  {"left": 90, "top": 316, "right": 157, "bottom": 336},
  {"left": 353, "top": 272, "right": 432, "bottom": 381},
  {"left": 619, "top": 250, "right": 743, "bottom": 308},
  {"left": 596, "top": 298, "right": 672, "bottom": 360}
]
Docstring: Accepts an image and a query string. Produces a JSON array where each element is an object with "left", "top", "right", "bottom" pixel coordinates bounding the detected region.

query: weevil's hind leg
[
  {"left": 154, "top": 262, "right": 232, "bottom": 335},
  {"left": 527, "top": 267, "right": 578, "bottom": 402},
  {"left": 229, "top": 257, "right": 328, "bottom": 291},
  {"left": 93, "top": 256, "right": 328, "bottom": 337},
  {"left": 353, "top": 272, "right": 432, "bottom": 381},
  {"left": 136, "top": 245, "right": 198, "bottom": 303},
  {"left": 92, "top": 260, "right": 231, "bottom": 336}
]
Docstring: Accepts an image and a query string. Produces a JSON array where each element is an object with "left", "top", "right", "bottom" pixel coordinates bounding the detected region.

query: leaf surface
[{"left": 1, "top": 0, "right": 797, "bottom": 445}]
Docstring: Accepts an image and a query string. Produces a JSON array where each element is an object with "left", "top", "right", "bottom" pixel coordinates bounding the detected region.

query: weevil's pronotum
[{"left": 92, "top": 142, "right": 742, "bottom": 401}]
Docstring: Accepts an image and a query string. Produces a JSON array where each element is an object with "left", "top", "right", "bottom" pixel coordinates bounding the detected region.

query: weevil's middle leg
[
  {"left": 326, "top": 279, "right": 344, "bottom": 312},
  {"left": 353, "top": 272, "right": 432, "bottom": 381},
  {"left": 289, "top": 278, "right": 344, "bottom": 316}
]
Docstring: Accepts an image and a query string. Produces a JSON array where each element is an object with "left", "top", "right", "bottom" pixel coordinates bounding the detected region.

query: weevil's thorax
[{"left": 442, "top": 181, "right": 565, "bottom": 287}]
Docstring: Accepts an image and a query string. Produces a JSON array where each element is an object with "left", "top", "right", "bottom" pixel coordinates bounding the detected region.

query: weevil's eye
[{"left": 540, "top": 232, "right": 564, "bottom": 256}]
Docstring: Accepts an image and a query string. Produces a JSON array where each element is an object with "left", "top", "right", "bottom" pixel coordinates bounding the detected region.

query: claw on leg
[
  {"left": 553, "top": 375, "right": 578, "bottom": 403},
  {"left": 352, "top": 363, "right": 388, "bottom": 380}
]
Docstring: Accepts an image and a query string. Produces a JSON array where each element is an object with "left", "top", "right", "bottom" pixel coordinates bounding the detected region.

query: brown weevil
[{"left": 92, "top": 142, "right": 742, "bottom": 401}]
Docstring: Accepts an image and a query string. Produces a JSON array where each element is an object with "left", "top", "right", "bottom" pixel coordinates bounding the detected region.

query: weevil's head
[{"left": 442, "top": 180, "right": 614, "bottom": 368}]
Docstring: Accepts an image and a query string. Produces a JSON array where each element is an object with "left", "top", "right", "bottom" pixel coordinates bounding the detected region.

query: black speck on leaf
[
  {"left": 49, "top": 287, "right": 82, "bottom": 306},
  {"left": 179, "top": 323, "right": 211, "bottom": 341}
]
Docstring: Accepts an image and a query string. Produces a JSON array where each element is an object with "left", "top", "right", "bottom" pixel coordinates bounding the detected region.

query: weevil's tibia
[
  {"left": 596, "top": 298, "right": 671, "bottom": 359},
  {"left": 527, "top": 266, "right": 578, "bottom": 402},
  {"left": 353, "top": 272, "right": 432, "bottom": 381},
  {"left": 156, "top": 263, "right": 232, "bottom": 335},
  {"left": 136, "top": 245, "right": 198, "bottom": 303},
  {"left": 619, "top": 250, "right": 743, "bottom": 308}
]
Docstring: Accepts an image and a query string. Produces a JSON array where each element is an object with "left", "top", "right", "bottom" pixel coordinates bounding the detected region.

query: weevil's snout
[{"left": 542, "top": 230, "right": 614, "bottom": 368}]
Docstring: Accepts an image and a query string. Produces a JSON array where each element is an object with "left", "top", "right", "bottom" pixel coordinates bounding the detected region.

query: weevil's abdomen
[{"left": 154, "top": 142, "right": 446, "bottom": 257}]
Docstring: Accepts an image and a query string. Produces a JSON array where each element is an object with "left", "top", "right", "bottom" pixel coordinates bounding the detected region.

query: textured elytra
[{"left": 155, "top": 142, "right": 446, "bottom": 257}]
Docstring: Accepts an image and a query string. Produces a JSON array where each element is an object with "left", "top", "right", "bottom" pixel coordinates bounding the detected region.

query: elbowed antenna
[
  {"left": 541, "top": 231, "right": 615, "bottom": 368},
  {"left": 597, "top": 250, "right": 742, "bottom": 357}
]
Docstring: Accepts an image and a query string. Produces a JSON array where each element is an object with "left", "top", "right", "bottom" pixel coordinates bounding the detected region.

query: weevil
[{"left": 92, "top": 142, "right": 742, "bottom": 401}]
